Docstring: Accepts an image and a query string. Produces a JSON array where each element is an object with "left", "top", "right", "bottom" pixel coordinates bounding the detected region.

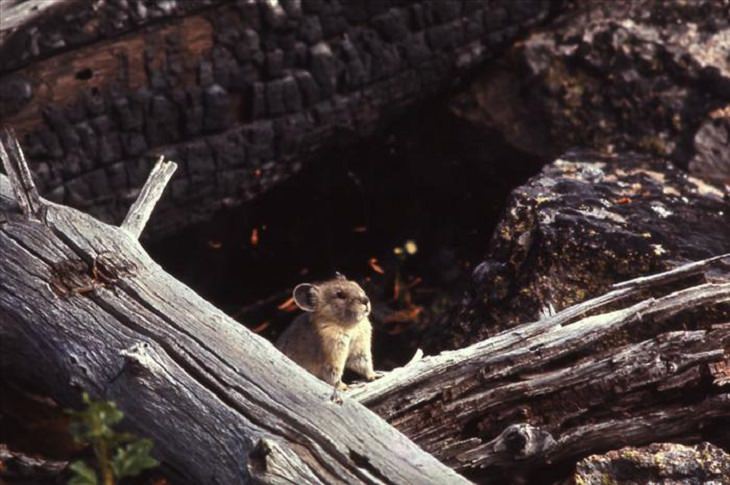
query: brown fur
[{"left": 276, "top": 275, "right": 376, "bottom": 390}]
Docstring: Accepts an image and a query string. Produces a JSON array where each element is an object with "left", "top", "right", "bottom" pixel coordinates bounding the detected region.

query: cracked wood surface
[
  {"left": 0, "top": 137, "right": 468, "bottom": 484},
  {"left": 351, "top": 257, "right": 730, "bottom": 480}
]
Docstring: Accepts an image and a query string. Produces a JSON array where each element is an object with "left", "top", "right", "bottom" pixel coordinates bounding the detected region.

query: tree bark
[
  {"left": 0, "top": 131, "right": 468, "bottom": 485},
  {"left": 351, "top": 256, "right": 730, "bottom": 482}
]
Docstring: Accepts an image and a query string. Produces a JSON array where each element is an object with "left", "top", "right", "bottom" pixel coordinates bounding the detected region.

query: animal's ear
[
  {"left": 293, "top": 283, "right": 319, "bottom": 312},
  {"left": 334, "top": 271, "right": 346, "bottom": 280}
]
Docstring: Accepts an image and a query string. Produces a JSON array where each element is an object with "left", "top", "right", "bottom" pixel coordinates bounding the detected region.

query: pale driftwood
[
  {"left": 350, "top": 259, "right": 730, "bottom": 480},
  {"left": 0, "top": 134, "right": 468, "bottom": 485},
  {"left": 120, "top": 155, "right": 177, "bottom": 239},
  {"left": 0, "top": 129, "right": 42, "bottom": 219},
  {"left": 612, "top": 252, "right": 730, "bottom": 289},
  {"left": 0, "top": 0, "right": 70, "bottom": 44}
]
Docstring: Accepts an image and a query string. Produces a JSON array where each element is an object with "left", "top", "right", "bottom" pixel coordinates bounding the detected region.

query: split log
[
  {"left": 0, "top": 131, "right": 468, "bottom": 485},
  {"left": 351, "top": 255, "right": 730, "bottom": 482}
]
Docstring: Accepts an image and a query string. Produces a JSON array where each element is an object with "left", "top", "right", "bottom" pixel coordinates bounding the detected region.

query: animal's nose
[{"left": 360, "top": 296, "right": 370, "bottom": 306}]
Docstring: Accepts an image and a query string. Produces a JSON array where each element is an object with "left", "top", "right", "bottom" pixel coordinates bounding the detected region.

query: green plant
[
  {"left": 67, "top": 393, "right": 158, "bottom": 485},
  {"left": 392, "top": 239, "right": 419, "bottom": 305}
]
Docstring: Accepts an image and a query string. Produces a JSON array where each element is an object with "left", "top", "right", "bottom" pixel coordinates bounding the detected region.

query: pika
[{"left": 276, "top": 273, "right": 377, "bottom": 390}]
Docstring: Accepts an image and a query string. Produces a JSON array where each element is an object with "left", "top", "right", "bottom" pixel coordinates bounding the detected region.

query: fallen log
[
  {"left": 0, "top": 131, "right": 468, "bottom": 485},
  {"left": 351, "top": 255, "right": 730, "bottom": 482}
]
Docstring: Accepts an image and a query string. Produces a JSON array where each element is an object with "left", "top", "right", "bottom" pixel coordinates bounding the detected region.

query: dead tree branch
[{"left": 120, "top": 155, "right": 177, "bottom": 239}]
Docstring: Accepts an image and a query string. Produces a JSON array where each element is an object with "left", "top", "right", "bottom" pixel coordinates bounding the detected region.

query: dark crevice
[
  {"left": 348, "top": 449, "right": 396, "bottom": 485},
  {"left": 74, "top": 68, "right": 92, "bottom": 80}
]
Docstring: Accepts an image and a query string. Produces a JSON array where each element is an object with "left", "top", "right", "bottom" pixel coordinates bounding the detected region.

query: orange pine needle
[
  {"left": 250, "top": 228, "right": 259, "bottom": 246},
  {"left": 252, "top": 321, "right": 270, "bottom": 333},
  {"left": 277, "top": 296, "right": 298, "bottom": 312},
  {"left": 383, "top": 306, "right": 423, "bottom": 324},
  {"left": 368, "top": 257, "right": 385, "bottom": 274}
]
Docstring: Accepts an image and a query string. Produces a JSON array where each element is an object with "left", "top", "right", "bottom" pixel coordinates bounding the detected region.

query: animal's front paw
[
  {"left": 365, "top": 370, "right": 383, "bottom": 381},
  {"left": 330, "top": 382, "right": 348, "bottom": 404}
]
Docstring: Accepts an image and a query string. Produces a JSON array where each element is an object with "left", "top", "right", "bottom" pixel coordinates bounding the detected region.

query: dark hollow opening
[
  {"left": 146, "top": 101, "right": 545, "bottom": 370},
  {"left": 74, "top": 68, "right": 93, "bottom": 80}
]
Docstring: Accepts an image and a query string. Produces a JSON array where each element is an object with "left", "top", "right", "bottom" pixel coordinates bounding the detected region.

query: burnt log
[
  {"left": 0, "top": 0, "right": 558, "bottom": 238},
  {"left": 352, "top": 255, "right": 730, "bottom": 483},
  {"left": 0, "top": 131, "right": 468, "bottom": 485},
  {"left": 452, "top": 0, "right": 730, "bottom": 186}
]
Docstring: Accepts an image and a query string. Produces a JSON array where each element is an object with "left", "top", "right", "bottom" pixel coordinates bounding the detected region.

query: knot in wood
[
  {"left": 49, "top": 252, "right": 135, "bottom": 297},
  {"left": 496, "top": 423, "right": 556, "bottom": 459},
  {"left": 248, "top": 438, "right": 273, "bottom": 474},
  {"left": 120, "top": 342, "right": 155, "bottom": 376}
]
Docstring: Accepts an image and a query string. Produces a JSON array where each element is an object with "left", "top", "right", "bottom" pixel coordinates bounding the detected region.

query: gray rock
[
  {"left": 453, "top": 0, "right": 730, "bottom": 185},
  {"left": 438, "top": 150, "right": 730, "bottom": 349},
  {"left": 575, "top": 442, "right": 730, "bottom": 485}
]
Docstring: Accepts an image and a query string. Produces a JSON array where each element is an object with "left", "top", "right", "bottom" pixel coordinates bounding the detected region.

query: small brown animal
[{"left": 276, "top": 274, "right": 377, "bottom": 391}]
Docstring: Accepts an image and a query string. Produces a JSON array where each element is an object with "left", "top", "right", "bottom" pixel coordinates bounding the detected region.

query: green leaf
[
  {"left": 107, "top": 431, "right": 137, "bottom": 447},
  {"left": 68, "top": 460, "right": 99, "bottom": 485},
  {"left": 68, "top": 394, "right": 125, "bottom": 442},
  {"left": 111, "top": 439, "right": 159, "bottom": 479}
]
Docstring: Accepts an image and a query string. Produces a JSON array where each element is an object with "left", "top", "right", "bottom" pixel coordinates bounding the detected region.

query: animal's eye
[{"left": 336, "top": 291, "right": 346, "bottom": 299}]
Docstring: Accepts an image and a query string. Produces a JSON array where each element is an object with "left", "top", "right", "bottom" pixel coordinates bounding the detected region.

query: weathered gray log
[
  {"left": 0, "top": 132, "right": 468, "bottom": 485},
  {"left": 351, "top": 256, "right": 730, "bottom": 481}
]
